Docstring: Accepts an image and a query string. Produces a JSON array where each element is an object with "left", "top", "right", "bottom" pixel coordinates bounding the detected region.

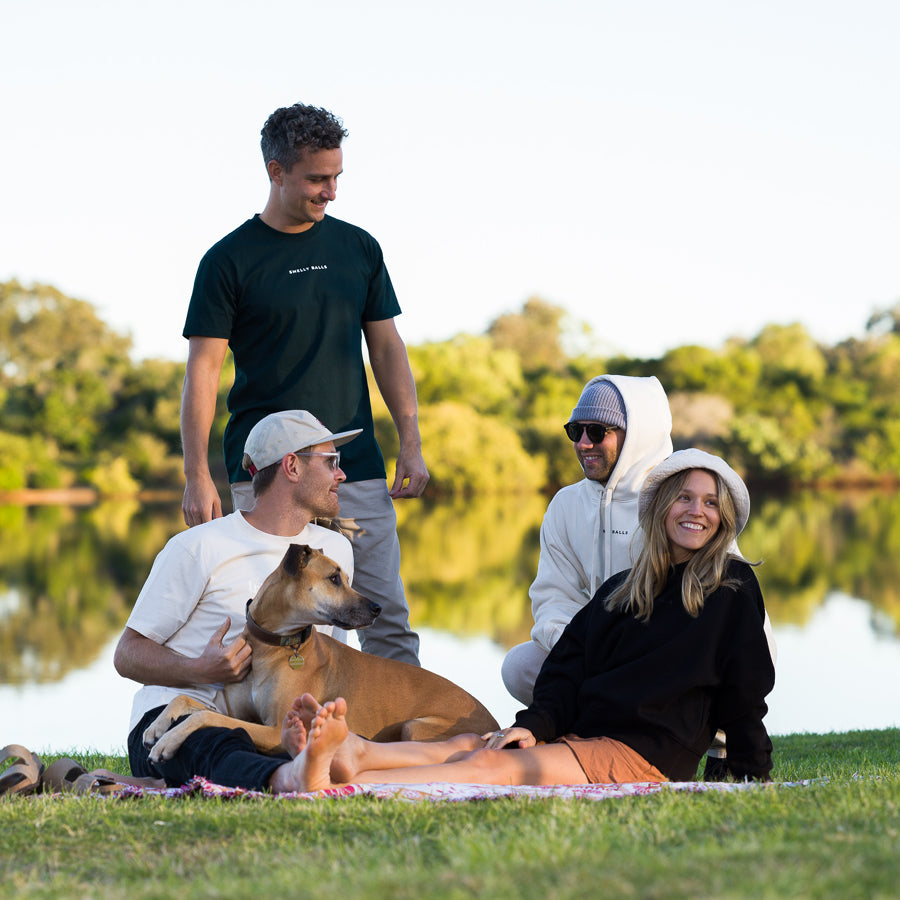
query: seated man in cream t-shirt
[{"left": 114, "top": 410, "right": 361, "bottom": 792}]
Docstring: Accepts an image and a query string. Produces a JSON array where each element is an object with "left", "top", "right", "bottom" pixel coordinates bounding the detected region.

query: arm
[
  {"left": 181, "top": 336, "right": 230, "bottom": 526},
  {"left": 529, "top": 496, "right": 592, "bottom": 651},
  {"left": 716, "top": 649, "right": 775, "bottom": 781},
  {"left": 731, "top": 541, "right": 777, "bottom": 664},
  {"left": 514, "top": 601, "right": 594, "bottom": 743},
  {"left": 715, "top": 572, "right": 776, "bottom": 781},
  {"left": 113, "top": 622, "right": 251, "bottom": 688},
  {"left": 363, "top": 317, "right": 429, "bottom": 499}
]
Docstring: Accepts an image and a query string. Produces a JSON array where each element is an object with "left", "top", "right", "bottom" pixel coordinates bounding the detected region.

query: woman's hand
[{"left": 481, "top": 726, "right": 536, "bottom": 750}]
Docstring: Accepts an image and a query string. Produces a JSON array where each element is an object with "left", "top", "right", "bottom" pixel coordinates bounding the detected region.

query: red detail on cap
[{"left": 247, "top": 463, "right": 258, "bottom": 476}]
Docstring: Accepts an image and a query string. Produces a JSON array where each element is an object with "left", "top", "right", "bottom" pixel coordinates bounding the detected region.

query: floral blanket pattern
[{"left": 111, "top": 776, "right": 811, "bottom": 802}]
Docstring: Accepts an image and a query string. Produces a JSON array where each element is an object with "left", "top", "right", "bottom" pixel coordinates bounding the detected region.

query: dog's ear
[{"left": 282, "top": 544, "right": 313, "bottom": 575}]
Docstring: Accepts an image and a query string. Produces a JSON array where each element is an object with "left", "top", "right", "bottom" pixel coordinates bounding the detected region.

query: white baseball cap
[{"left": 241, "top": 410, "right": 361, "bottom": 476}]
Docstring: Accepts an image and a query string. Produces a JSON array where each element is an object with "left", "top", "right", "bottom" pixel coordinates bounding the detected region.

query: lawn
[{"left": 1, "top": 729, "right": 898, "bottom": 899}]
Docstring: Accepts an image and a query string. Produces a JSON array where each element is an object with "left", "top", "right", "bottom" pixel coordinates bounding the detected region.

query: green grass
[{"left": 1, "top": 729, "right": 898, "bottom": 899}]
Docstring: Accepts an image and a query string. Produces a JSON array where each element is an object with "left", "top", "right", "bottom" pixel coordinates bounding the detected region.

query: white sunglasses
[{"left": 294, "top": 450, "right": 341, "bottom": 471}]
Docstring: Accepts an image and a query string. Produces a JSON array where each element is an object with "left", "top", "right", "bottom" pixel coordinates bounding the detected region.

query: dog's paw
[
  {"left": 147, "top": 732, "right": 178, "bottom": 763},
  {"left": 142, "top": 717, "right": 174, "bottom": 750}
]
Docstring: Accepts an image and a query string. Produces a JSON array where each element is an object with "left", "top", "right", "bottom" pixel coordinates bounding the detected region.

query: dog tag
[{"left": 288, "top": 651, "right": 304, "bottom": 669}]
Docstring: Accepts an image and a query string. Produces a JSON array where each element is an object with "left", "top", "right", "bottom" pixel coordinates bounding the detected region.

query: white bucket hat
[
  {"left": 638, "top": 448, "right": 750, "bottom": 535},
  {"left": 241, "top": 410, "right": 361, "bottom": 476}
]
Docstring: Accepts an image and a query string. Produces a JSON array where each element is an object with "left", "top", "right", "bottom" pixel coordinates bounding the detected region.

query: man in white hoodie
[{"left": 501, "top": 375, "right": 673, "bottom": 705}]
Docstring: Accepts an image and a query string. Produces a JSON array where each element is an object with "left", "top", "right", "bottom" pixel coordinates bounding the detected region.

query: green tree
[
  {"left": 417, "top": 401, "right": 546, "bottom": 495},
  {"left": 408, "top": 335, "right": 525, "bottom": 418},
  {"left": 3, "top": 278, "right": 900, "bottom": 493},
  {"left": 488, "top": 297, "right": 568, "bottom": 375},
  {"left": 658, "top": 344, "right": 726, "bottom": 393},
  {"left": 0, "top": 281, "right": 133, "bottom": 453},
  {"left": 751, "top": 323, "right": 827, "bottom": 393},
  {"left": 865, "top": 301, "right": 900, "bottom": 335}
]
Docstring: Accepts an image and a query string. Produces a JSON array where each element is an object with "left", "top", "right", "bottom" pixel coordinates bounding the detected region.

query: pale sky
[{"left": 2, "top": 0, "right": 897, "bottom": 362}]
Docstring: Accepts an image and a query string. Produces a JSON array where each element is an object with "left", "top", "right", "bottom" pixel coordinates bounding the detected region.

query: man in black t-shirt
[{"left": 180, "top": 103, "right": 428, "bottom": 666}]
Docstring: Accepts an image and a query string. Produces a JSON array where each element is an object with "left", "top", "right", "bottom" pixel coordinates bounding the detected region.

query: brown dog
[{"left": 144, "top": 544, "right": 499, "bottom": 761}]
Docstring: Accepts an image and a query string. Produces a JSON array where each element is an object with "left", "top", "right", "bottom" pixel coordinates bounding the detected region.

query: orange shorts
[{"left": 556, "top": 735, "right": 667, "bottom": 784}]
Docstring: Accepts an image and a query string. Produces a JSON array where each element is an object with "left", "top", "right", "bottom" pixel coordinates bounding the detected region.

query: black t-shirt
[{"left": 184, "top": 214, "right": 401, "bottom": 483}]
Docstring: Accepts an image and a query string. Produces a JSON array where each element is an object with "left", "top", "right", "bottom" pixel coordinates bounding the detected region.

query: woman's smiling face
[{"left": 664, "top": 469, "right": 721, "bottom": 563}]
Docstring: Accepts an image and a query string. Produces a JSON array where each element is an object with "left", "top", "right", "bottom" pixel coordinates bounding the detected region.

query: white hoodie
[{"left": 529, "top": 375, "right": 673, "bottom": 652}]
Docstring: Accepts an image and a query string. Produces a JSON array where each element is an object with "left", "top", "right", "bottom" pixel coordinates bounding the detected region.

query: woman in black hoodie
[{"left": 282, "top": 449, "right": 775, "bottom": 792}]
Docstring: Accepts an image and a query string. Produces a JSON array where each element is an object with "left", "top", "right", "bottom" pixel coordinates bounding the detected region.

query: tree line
[{"left": 1, "top": 279, "right": 898, "bottom": 496}]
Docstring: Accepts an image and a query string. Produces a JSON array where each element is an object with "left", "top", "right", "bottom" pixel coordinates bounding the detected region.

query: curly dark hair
[{"left": 260, "top": 103, "right": 348, "bottom": 172}]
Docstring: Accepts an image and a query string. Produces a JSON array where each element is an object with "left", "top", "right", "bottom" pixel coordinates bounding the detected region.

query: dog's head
[{"left": 250, "top": 544, "right": 382, "bottom": 633}]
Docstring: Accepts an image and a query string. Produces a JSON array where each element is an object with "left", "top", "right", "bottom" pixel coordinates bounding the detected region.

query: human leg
[
  {"left": 128, "top": 706, "right": 182, "bottom": 780},
  {"left": 558, "top": 736, "right": 667, "bottom": 783},
  {"left": 347, "top": 742, "right": 589, "bottom": 788},
  {"left": 280, "top": 696, "right": 311, "bottom": 758},
  {"left": 128, "top": 707, "right": 287, "bottom": 790},
  {"left": 500, "top": 640, "right": 550, "bottom": 706},
  {"left": 328, "top": 728, "right": 485, "bottom": 782},
  {"left": 277, "top": 700, "right": 590, "bottom": 791},
  {"left": 270, "top": 699, "right": 351, "bottom": 793},
  {"left": 335, "top": 480, "right": 420, "bottom": 665},
  {"left": 279, "top": 694, "right": 483, "bottom": 780}
]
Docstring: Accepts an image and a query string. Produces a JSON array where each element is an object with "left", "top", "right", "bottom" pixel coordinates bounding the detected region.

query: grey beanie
[{"left": 570, "top": 377, "right": 627, "bottom": 430}]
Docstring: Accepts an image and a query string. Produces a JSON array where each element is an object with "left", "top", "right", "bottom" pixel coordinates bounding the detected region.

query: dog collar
[{"left": 244, "top": 599, "right": 312, "bottom": 668}]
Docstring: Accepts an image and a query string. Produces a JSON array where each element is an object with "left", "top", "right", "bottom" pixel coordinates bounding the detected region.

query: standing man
[
  {"left": 180, "top": 103, "right": 427, "bottom": 665},
  {"left": 501, "top": 375, "right": 673, "bottom": 705}
]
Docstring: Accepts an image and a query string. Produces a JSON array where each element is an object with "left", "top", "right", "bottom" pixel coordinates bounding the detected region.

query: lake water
[{"left": 1, "top": 490, "right": 899, "bottom": 755}]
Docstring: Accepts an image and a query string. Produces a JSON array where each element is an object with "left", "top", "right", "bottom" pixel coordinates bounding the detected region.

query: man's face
[
  {"left": 271, "top": 147, "right": 343, "bottom": 231},
  {"left": 570, "top": 422, "right": 626, "bottom": 484},
  {"left": 293, "top": 441, "right": 345, "bottom": 518}
]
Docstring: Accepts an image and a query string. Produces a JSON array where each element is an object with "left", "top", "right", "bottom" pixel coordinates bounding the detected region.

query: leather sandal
[
  {"left": 0, "top": 745, "right": 44, "bottom": 797},
  {"left": 41, "top": 758, "right": 127, "bottom": 795},
  {"left": 41, "top": 758, "right": 89, "bottom": 793}
]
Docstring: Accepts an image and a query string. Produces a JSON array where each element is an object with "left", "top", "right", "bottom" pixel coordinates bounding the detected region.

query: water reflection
[
  {"left": 0, "top": 501, "right": 186, "bottom": 684},
  {"left": 395, "top": 489, "right": 900, "bottom": 639},
  {"left": 745, "top": 489, "right": 900, "bottom": 629},
  {"left": 764, "top": 591, "right": 900, "bottom": 736},
  {"left": 395, "top": 493, "right": 548, "bottom": 647},
  {"left": 1, "top": 489, "right": 899, "bottom": 752}
]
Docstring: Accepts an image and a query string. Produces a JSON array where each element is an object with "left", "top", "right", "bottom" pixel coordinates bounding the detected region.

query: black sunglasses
[{"left": 563, "top": 422, "right": 619, "bottom": 443}]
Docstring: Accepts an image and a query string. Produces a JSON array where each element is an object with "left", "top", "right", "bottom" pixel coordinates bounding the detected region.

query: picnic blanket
[{"left": 108, "top": 776, "right": 813, "bottom": 802}]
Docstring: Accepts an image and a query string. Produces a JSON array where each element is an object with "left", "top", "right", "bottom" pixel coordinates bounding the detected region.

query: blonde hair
[{"left": 606, "top": 468, "right": 741, "bottom": 621}]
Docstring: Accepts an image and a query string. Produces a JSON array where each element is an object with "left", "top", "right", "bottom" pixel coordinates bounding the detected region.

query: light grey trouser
[
  {"left": 501, "top": 639, "right": 547, "bottom": 707},
  {"left": 231, "top": 478, "right": 420, "bottom": 666}
]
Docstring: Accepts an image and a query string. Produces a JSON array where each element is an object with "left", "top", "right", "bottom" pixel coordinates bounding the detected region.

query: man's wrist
[
  {"left": 183, "top": 464, "right": 213, "bottom": 480},
  {"left": 396, "top": 430, "right": 423, "bottom": 453}
]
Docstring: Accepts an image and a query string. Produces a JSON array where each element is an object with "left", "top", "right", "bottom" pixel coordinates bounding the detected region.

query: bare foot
[
  {"left": 280, "top": 697, "right": 349, "bottom": 792},
  {"left": 327, "top": 730, "right": 486, "bottom": 783},
  {"left": 280, "top": 699, "right": 309, "bottom": 759},
  {"left": 298, "top": 693, "right": 321, "bottom": 727},
  {"left": 329, "top": 732, "right": 367, "bottom": 784},
  {"left": 283, "top": 696, "right": 375, "bottom": 782}
]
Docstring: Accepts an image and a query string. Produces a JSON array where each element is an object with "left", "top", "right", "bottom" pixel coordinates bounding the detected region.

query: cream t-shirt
[{"left": 125, "top": 511, "right": 353, "bottom": 730}]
